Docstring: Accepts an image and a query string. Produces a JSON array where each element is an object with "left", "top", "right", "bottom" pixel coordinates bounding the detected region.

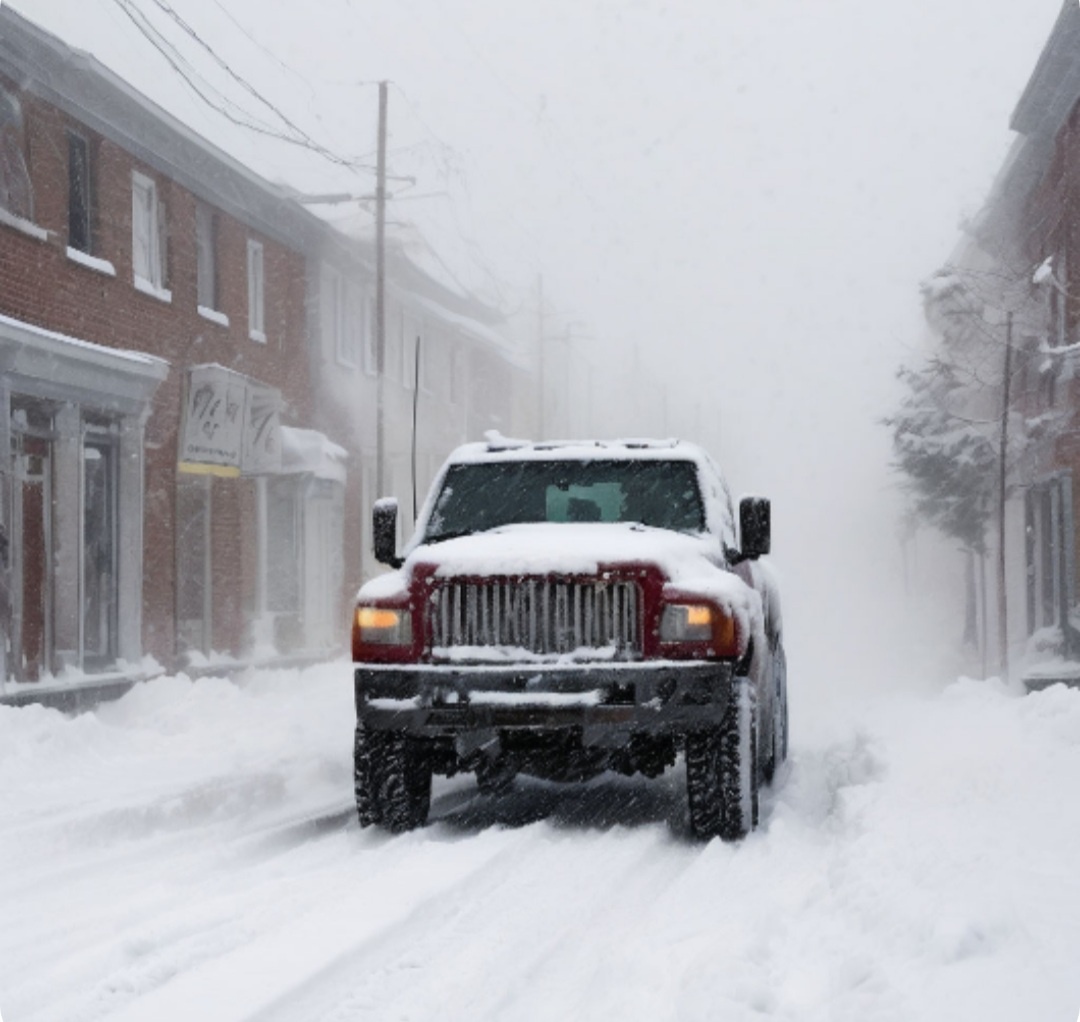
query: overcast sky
[{"left": 9, "top": 0, "right": 1065, "bottom": 681}]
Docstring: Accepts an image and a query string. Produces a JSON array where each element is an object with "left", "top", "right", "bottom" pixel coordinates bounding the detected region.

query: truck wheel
[
  {"left": 354, "top": 722, "right": 380, "bottom": 827},
  {"left": 686, "top": 677, "right": 759, "bottom": 840},
  {"left": 354, "top": 724, "right": 432, "bottom": 832},
  {"left": 763, "top": 646, "right": 787, "bottom": 784}
]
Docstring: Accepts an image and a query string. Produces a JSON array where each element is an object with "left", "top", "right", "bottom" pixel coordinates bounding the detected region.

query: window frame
[
  {"left": 0, "top": 85, "right": 34, "bottom": 223},
  {"left": 67, "top": 130, "right": 92, "bottom": 255},
  {"left": 449, "top": 342, "right": 463, "bottom": 406},
  {"left": 131, "top": 170, "right": 168, "bottom": 295},
  {"left": 195, "top": 202, "right": 220, "bottom": 313}
]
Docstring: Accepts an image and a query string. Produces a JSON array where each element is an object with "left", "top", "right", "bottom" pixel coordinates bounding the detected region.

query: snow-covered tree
[{"left": 886, "top": 356, "right": 996, "bottom": 554}]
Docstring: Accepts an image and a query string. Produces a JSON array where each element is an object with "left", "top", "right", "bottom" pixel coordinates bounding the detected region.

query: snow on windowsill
[
  {"left": 133, "top": 274, "right": 172, "bottom": 303},
  {"left": 198, "top": 305, "right": 229, "bottom": 327},
  {"left": 0, "top": 206, "right": 50, "bottom": 241},
  {"left": 66, "top": 246, "right": 116, "bottom": 277},
  {"left": 249, "top": 328, "right": 267, "bottom": 344}
]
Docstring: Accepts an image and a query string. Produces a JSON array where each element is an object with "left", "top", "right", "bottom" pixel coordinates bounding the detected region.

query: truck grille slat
[{"left": 429, "top": 579, "right": 642, "bottom": 659}]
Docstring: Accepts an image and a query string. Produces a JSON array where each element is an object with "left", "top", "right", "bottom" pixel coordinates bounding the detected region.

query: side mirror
[
  {"left": 739, "top": 497, "right": 771, "bottom": 560},
  {"left": 373, "top": 497, "right": 403, "bottom": 568}
]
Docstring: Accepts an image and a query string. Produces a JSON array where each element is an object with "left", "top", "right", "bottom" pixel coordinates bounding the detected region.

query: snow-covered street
[{"left": 0, "top": 663, "right": 1077, "bottom": 1021}]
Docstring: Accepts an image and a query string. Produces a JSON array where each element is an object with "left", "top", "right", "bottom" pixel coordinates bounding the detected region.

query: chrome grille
[{"left": 428, "top": 579, "right": 642, "bottom": 658}]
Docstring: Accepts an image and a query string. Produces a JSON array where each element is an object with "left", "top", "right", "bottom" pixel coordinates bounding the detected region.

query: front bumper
[{"left": 354, "top": 660, "right": 736, "bottom": 737}]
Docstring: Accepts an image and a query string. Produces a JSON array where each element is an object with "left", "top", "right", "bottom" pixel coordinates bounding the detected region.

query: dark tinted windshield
[{"left": 426, "top": 459, "right": 705, "bottom": 540}]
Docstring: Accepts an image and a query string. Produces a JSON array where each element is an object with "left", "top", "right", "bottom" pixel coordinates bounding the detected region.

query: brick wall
[{"left": 0, "top": 83, "right": 313, "bottom": 665}]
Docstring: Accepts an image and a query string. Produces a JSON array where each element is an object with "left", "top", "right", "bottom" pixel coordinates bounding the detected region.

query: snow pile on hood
[
  {"left": 413, "top": 521, "right": 715, "bottom": 578},
  {"left": 359, "top": 521, "right": 763, "bottom": 638}
]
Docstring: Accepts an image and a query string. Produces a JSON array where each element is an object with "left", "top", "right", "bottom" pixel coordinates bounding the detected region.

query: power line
[
  {"left": 144, "top": 0, "right": 360, "bottom": 168},
  {"left": 107, "top": 0, "right": 378, "bottom": 174}
]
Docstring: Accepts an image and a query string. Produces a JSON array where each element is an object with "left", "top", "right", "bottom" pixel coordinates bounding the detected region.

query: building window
[
  {"left": 67, "top": 132, "right": 92, "bottom": 253},
  {"left": 131, "top": 170, "right": 168, "bottom": 293},
  {"left": 323, "top": 266, "right": 357, "bottom": 368},
  {"left": 420, "top": 327, "right": 439, "bottom": 395},
  {"left": 195, "top": 203, "right": 219, "bottom": 312},
  {"left": 450, "top": 344, "right": 463, "bottom": 406},
  {"left": 337, "top": 279, "right": 360, "bottom": 368},
  {"left": 1055, "top": 242, "right": 1070, "bottom": 349},
  {"left": 247, "top": 238, "right": 265, "bottom": 342},
  {"left": 385, "top": 307, "right": 401, "bottom": 382},
  {"left": 362, "top": 294, "right": 376, "bottom": 375},
  {"left": 0, "top": 86, "right": 33, "bottom": 221}
]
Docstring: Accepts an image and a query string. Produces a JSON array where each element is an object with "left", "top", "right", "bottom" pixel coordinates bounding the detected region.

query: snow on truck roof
[{"left": 447, "top": 433, "right": 709, "bottom": 465}]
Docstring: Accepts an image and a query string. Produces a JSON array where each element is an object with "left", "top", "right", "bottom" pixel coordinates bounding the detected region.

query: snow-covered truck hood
[
  {"left": 357, "top": 522, "right": 763, "bottom": 628},
  {"left": 416, "top": 522, "right": 717, "bottom": 578}
]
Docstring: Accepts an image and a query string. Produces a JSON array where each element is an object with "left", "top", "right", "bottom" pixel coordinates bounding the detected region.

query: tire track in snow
[
  {"left": 243, "top": 769, "right": 719, "bottom": 1022},
  {"left": 92, "top": 823, "right": 539, "bottom": 1022}
]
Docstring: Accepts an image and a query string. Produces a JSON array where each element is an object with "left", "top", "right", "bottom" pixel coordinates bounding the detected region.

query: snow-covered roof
[
  {"left": 1011, "top": 1, "right": 1080, "bottom": 139},
  {"left": 0, "top": 311, "right": 167, "bottom": 370},
  {"left": 447, "top": 436, "right": 693, "bottom": 464},
  {"left": 0, "top": 7, "right": 326, "bottom": 253},
  {"left": 0, "top": 6, "right": 515, "bottom": 335},
  {"left": 0, "top": 311, "right": 168, "bottom": 411},
  {"left": 279, "top": 426, "right": 348, "bottom": 483}
]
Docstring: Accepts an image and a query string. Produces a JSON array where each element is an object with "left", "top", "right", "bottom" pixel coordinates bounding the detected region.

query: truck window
[{"left": 425, "top": 459, "right": 706, "bottom": 539}]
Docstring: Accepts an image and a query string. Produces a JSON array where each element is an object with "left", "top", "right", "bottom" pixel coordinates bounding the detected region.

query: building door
[
  {"left": 302, "top": 479, "right": 344, "bottom": 650},
  {"left": 11, "top": 403, "right": 54, "bottom": 682},
  {"left": 82, "top": 430, "right": 118, "bottom": 668},
  {"left": 1025, "top": 475, "right": 1077, "bottom": 652}
]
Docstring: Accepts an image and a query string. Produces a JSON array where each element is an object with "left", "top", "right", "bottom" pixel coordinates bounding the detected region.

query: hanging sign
[
  {"left": 179, "top": 365, "right": 282, "bottom": 476},
  {"left": 243, "top": 381, "right": 282, "bottom": 475}
]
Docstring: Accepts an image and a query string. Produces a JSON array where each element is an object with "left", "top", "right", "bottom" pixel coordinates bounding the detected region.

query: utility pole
[
  {"left": 997, "top": 310, "right": 1013, "bottom": 680},
  {"left": 375, "top": 80, "right": 389, "bottom": 496}
]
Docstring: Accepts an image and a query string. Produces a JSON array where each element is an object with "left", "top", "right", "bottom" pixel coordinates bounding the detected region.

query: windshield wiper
[{"left": 423, "top": 528, "right": 478, "bottom": 544}]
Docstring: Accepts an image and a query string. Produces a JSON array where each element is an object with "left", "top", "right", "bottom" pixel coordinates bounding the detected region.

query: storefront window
[{"left": 82, "top": 431, "right": 118, "bottom": 666}]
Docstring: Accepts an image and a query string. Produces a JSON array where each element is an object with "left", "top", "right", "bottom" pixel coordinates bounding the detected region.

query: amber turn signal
[
  {"left": 354, "top": 605, "right": 412, "bottom": 646},
  {"left": 659, "top": 602, "right": 739, "bottom": 656},
  {"left": 356, "top": 607, "right": 403, "bottom": 630}
]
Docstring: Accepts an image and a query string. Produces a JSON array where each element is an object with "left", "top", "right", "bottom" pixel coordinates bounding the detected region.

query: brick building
[
  {"left": 0, "top": 8, "right": 342, "bottom": 687},
  {"left": 944, "top": 0, "right": 1080, "bottom": 680},
  {"left": 0, "top": 7, "right": 536, "bottom": 694}
]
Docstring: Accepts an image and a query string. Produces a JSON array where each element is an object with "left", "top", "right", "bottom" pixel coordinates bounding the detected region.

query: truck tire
[
  {"left": 763, "top": 646, "right": 788, "bottom": 784},
  {"left": 354, "top": 722, "right": 379, "bottom": 827},
  {"left": 686, "top": 677, "right": 759, "bottom": 841},
  {"left": 354, "top": 724, "right": 433, "bottom": 832}
]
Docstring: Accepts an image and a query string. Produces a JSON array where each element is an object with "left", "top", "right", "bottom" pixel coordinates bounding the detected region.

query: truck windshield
[{"left": 425, "top": 459, "right": 706, "bottom": 540}]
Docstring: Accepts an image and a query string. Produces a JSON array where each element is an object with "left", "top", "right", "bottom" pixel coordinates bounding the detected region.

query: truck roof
[{"left": 447, "top": 433, "right": 709, "bottom": 465}]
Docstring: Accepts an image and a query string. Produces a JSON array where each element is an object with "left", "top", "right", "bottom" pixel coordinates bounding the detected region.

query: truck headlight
[
  {"left": 659, "top": 603, "right": 737, "bottom": 655},
  {"left": 355, "top": 606, "right": 413, "bottom": 645},
  {"left": 660, "top": 604, "right": 714, "bottom": 642}
]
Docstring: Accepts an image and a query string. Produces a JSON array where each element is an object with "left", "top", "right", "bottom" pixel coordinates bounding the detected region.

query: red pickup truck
[{"left": 352, "top": 437, "right": 787, "bottom": 840}]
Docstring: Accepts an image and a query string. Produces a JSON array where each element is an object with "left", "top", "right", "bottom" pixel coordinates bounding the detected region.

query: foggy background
[{"left": 11, "top": 0, "right": 1063, "bottom": 696}]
